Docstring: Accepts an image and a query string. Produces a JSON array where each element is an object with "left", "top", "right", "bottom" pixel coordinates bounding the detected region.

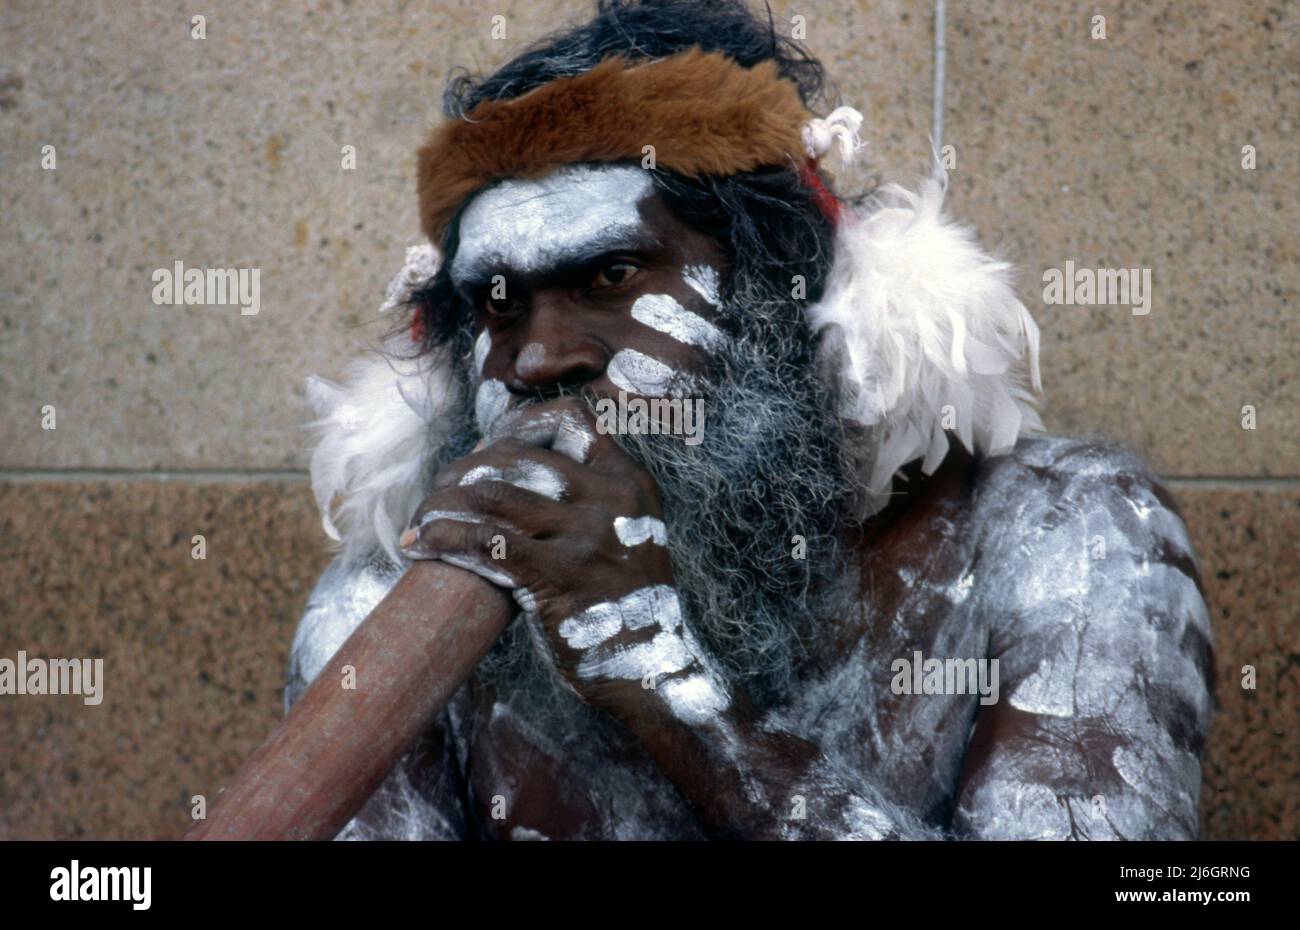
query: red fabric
[{"left": 800, "top": 157, "right": 841, "bottom": 227}]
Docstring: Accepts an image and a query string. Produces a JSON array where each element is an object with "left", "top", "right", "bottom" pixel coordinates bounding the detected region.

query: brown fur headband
[{"left": 416, "top": 46, "right": 812, "bottom": 243}]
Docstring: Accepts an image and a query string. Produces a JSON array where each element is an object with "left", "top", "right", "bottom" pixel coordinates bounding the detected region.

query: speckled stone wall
[{"left": 0, "top": 0, "right": 1294, "bottom": 840}]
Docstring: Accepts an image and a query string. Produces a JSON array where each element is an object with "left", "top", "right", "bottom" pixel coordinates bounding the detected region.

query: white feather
[
  {"left": 805, "top": 167, "right": 1043, "bottom": 513},
  {"left": 306, "top": 245, "right": 458, "bottom": 564}
]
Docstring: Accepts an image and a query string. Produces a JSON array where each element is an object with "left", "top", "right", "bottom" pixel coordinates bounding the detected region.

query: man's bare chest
[
  {"left": 454, "top": 466, "right": 988, "bottom": 839},
  {"left": 458, "top": 561, "right": 986, "bottom": 839}
]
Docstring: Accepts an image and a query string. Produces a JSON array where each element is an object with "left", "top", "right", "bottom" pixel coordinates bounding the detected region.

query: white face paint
[
  {"left": 613, "top": 515, "right": 669, "bottom": 548},
  {"left": 606, "top": 348, "right": 693, "bottom": 398},
  {"left": 473, "top": 330, "right": 491, "bottom": 376},
  {"left": 451, "top": 164, "right": 654, "bottom": 285},
  {"left": 681, "top": 264, "right": 721, "bottom": 307},
  {"left": 460, "top": 461, "right": 568, "bottom": 501},
  {"left": 630, "top": 293, "right": 723, "bottom": 350},
  {"left": 515, "top": 342, "right": 547, "bottom": 379}
]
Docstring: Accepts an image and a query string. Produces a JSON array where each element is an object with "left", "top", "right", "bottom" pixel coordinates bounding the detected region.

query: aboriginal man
[{"left": 285, "top": 0, "right": 1213, "bottom": 841}]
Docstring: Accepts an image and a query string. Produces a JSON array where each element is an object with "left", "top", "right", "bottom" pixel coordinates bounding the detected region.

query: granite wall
[{"left": 1, "top": 0, "right": 1294, "bottom": 839}]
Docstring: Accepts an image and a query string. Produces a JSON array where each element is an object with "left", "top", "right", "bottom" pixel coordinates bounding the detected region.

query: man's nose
[{"left": 509, "top": 293, "right": 608, "bottom": 393}]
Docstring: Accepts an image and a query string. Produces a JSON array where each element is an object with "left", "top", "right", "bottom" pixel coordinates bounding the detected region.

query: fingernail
[{"left": 399, "top": 528, "right": 418, "bottom": 549}]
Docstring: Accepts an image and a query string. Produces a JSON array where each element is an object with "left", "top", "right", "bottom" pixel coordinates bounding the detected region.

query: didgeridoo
[{"left": 185, "top": 561, "right": 513, "bottom": 840}]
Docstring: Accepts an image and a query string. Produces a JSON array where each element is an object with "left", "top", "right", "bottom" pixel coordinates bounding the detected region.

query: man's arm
[
  {"left": 603, "top": 674, "right": 947, "bottom": 839},
  {"left": 951, "top": 437, "right": 1214, "bottom": 839},
  {"left": 286, "top": 552, "right": 471, "bottom": 840}
]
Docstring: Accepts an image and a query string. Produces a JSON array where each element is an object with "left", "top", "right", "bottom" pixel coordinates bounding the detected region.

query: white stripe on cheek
[
  {"left": 606, "top": 349, "right": 693, "bottom": 398},
  {"left": 682, "top": 265, "right": 720, "bottom": 306},
  {"left": 473, "top": 330, "right": 491, "bottom": 376},
  {"left": 614, "top": 515, "right": 668, "bottom": 547},
  {"left": 630, "top": 293, "right": 723, "bottom": 349}
]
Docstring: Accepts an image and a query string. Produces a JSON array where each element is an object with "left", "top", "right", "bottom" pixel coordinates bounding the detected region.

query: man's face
[
  {"left": 448, "top": 164, "right": 729, "bottom": 427},
  {"left": 446, "top": 163, "right": 852, "bottom": 712}
]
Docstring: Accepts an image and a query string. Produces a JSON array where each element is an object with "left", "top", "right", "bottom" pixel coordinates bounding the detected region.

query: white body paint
[
  {"left": 491, "top": 408, "right": 595, "bottom": 463},
  {"left": 418, "top": 508, "right": 491, "bottom": 527},
  {"left": 554, "top": 584, "right": 734, "bottom": 728},
  {"left": 613, "top": 515, "right": 668, "bottom": 547},
  {"left": 460, "top": 461, "right": 568, "bottom": 501},
  {"left": 474, "top": 379, "right": 512, "bottom": 435},
  {"left": 438, "top": 553, "right": 518, "bottom": 589},
  {"left": 579, "top": 631, "right": 695, "bottom": 681},
  {"left": 510, "top": 826, "right": 551, "bottom": 841}
]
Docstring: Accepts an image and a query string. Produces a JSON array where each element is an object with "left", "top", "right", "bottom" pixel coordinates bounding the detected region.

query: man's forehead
[{"left": 450, "top": 164, "right": 655, "bottom": 286}]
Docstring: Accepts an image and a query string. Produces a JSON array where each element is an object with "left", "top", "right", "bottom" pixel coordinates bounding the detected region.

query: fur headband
[{"left": 416, "top": 47, "right": 813, "bottom": 243}]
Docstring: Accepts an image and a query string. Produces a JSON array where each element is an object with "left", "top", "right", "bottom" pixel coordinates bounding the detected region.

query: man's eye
[
  {"left": 483, "top": 294, "right": 521, "bottom": 318},
  {"left": 591, "top": 262, "right": 639, "bottom": 288}
]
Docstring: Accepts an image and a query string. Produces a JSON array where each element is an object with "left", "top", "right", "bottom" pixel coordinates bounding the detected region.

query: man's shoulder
[
  {"left": 964, "top": 432, "right": 1194, "bottom": 553},
  {"left": 961, "top": 432, "right": 1207, "bottom": 638},
  {"left": 970, "top": 433, "right": 1173, "bottom": 515},
  {"left": 285, "top": 551, "right": 404, "bottom": 710}
]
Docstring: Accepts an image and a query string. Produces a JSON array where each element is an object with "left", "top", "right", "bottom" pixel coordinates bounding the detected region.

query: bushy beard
[{"left": 457, "top": 290, "right": 858, "bottom": 723}]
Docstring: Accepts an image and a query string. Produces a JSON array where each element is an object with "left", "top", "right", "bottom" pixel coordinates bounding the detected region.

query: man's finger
[
  {"left": 410, "top": 480, "right": 569, "bottom": 540},
  {"left": 486, "top": 400, "right": 601, "bottom": 464},
  {"left": 399, "top": 517, "right": 538, "bottom": 591}
]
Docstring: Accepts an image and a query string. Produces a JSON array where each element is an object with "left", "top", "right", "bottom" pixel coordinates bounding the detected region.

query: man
[{"left": 286, "top": 0, "right": 1213, "bottom": 840}]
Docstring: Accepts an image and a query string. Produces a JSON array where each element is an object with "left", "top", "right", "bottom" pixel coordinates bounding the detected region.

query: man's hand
[{"left": 399, "top": 397, "right": 716, "bottom": 713}]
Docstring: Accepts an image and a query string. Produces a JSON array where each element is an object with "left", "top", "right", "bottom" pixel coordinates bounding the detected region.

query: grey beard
[{"left": 453, "top": 297, "right": 858, "bottom": 722}]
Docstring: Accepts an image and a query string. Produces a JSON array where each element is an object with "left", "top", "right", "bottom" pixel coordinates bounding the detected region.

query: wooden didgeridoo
[{"left": 184, "top": 561, "right": 512, "bottom": 840}]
